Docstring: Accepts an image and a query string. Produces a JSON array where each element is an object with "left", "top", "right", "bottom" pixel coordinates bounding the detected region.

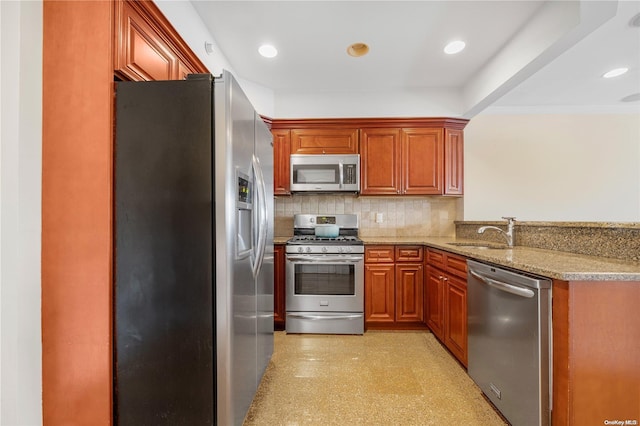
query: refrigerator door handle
[{"left": 251, "top": 154, "right": 268, "bottom": 278}]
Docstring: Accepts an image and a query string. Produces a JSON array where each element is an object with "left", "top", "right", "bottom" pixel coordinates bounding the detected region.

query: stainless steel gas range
[{"left": 285, "top": 214, "right": 364, "bottom": 334}]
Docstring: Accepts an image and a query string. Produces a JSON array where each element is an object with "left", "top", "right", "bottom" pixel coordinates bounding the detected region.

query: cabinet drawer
[
  {"left": 395, "top": 246, "right": 423, "bottom": 262},
  {"left": 446, "top": 253, "right": 468, "bottom": 279},
  {"left": 365, "top": 246, "right": 395, "bottom": 263},
  {"left": 426, "top": 248, "right": 447, "bottom": 270}
]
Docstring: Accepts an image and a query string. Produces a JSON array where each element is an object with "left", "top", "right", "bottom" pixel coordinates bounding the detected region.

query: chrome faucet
[{"left": 477, "top": 217, "right": 516, "bottom": 247}]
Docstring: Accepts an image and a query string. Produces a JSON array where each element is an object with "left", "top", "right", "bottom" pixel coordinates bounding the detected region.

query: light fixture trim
[
  {"left": 621, "top": 92, "right": 640, "bottom": 103},
  {"left": 444, "top": 40, "right": 466, "bottom": 55},
  {"left": 347, "top": 42, "right": 370, "bottom": 57},
  {"left": 258, "top": 44, "right": 278, "bottom": 58},
  {"left": 602, "top": 67, "right": 629, "bottom": 78}
]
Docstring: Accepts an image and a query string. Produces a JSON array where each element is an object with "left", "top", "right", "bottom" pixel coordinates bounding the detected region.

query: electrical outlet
[{"left": 375, "top": 213, "right": 384, "bottom": 223}]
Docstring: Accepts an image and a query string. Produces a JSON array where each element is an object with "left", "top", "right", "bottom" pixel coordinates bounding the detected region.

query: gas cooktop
[{"left": 287, "top": 235, "right": 363, "bottom": 245}]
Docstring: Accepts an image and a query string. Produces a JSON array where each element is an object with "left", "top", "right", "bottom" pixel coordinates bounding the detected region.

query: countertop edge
[
  {"left": 273, "top": 236, "right": 640, "bottom": 281},
  {"left": 360, "top": 237, "right": 640, "bottom": 281}
]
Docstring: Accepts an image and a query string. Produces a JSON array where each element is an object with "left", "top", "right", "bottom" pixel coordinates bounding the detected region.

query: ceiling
[{"left": 191, "top": 1, "right": 640, "bottom": 117}]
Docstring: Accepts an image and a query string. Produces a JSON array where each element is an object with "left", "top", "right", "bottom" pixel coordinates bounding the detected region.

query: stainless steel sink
[{"left": 447, "top": 242, "right": 509, "bottom": 250}]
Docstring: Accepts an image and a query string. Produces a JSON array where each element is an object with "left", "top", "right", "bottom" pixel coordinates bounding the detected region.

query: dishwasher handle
[{"left": 469, "top": 269, "right": 535, "bottom": 298}]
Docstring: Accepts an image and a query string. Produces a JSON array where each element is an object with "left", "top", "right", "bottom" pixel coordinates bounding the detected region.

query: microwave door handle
[{"left": 338, "top": 162, "right": 344, "bottom": 189}]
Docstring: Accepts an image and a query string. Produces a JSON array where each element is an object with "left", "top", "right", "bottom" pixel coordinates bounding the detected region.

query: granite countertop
[{"left": 360, "top": 236, "right": 640, "bottom": 281}]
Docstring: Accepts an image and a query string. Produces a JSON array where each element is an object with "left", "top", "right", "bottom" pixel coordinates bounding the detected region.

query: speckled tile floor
[{"left": 244, "top": 331, "right": 508, "bottom": 426}]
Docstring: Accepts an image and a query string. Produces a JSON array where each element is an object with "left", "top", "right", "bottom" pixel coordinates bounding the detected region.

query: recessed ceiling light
[
  {"left": 444, "top": 40, "right": 466, "bottom": 55},
  {"left": 347, "top": 42, "right": 370, "bottom": 57},
  {"left": 602, "top": 67, "right": 629, "bottom": 78},
  {"left": 258, "top": 44, "right": 278, "bottom": 58}
]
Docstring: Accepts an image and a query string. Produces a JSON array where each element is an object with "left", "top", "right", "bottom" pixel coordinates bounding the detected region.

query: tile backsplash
[{"left": 275, "top": 194, "right": 461, "bottom": 237}]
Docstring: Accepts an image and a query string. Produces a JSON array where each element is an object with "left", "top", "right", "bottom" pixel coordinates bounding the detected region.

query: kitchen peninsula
[{"left": 276, "top": 221, "right": 640, "bottom": 425}]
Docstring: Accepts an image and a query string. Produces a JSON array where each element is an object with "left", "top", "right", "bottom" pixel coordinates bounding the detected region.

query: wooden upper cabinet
[
  {"left": 402, "top": 128, "right": 443, "bottom": 195},
  {"left": 272, "top": 129, "right": 291, "bottom": 195},
  {"left": 114, "top": 0, "right": 207, "bottom": 82},
  {"left": 444, "top": 128, "right": 464, "bottom": 195},
  {"left": 361, "top": 127, "right": 443, "bottom": 195},
  {"left": 272, "top": 118, "right": 467, "bottom": 196},
  {"left": 360, "top": 128, "right": 402, "bottom": 195},
  {"left": 290, "top": 128, "right": 359, "bottom": 154}
]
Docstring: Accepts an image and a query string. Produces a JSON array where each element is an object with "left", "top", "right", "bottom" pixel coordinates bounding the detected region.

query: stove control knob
[
  {"left": 305, "top": 247, "right": 312, "bottom": 253},
  {"left": 322, "top": 247, "right": 328, "bottom": 253},
  {"left": 297, "top": 247, "right": 303, "bottom": 253},
  {"left": 345, "top": 247, "right": 352, "bottom": 253},
  {"left": 337, "top": 247, "right": 344, "bottom": 253}
]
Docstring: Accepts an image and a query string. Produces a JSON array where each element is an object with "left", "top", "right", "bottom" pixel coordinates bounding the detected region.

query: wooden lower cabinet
[
  {"left": 425, "top": 266, "right": 445, "bottom": 339},
  {"left": 395, "top": 264, "right": 424, "bottom": 322},
  {"left": 443, "top": 273, "right": 467, "bottom": 364},
  {"left": 274, "top": 244, "right": 286, "bottom": 330},
  {"left": 365, "top": 245, "right": 425, "bottom": 329},
  {"left": 364, "top": 263, "right": 395, "bottom": 324},
  {"left": 425, "top": 248, "right": 468, "bottom": 366}
]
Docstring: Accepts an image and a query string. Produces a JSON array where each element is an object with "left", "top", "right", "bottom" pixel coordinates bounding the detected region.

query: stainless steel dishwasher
[{"left": 467, "top": 260, "right": 552, "bottom": 426}]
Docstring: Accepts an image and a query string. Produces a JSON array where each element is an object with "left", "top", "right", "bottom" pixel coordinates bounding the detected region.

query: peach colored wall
[{"left": 42, "top": 1, "right": 113, "bottom": 424}]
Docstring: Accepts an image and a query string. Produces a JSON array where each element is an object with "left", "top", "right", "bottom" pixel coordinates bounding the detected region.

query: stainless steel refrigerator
[{"left": 114, "top": 71, "right": 274, "bottom": 426}]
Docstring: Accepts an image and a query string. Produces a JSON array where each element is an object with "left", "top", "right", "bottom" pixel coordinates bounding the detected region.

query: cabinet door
[
  {"left": 445, "top": 274, "right": 467, "bottom": 366},
  {"left": 273, "top": 245, "right": 286, "bottom": 330},
  {"left": 272, "top": 129, "right": 291, "bottom": 195},
  {"left": 360, "top": 128, "right": 402, "bottom": 195},
  {"left": 290, "top": 128, "right": 359, "bottom": 154},
  {"left": 115, "top": 1, "right": 175, "bottom": 81},
  {"left": 365, "top": 264, "right": 395, "bottom": 324},
  {"left": 395, "top": 263, "right": 424, "bottom": 323},
  {"left": 426, "top": 266, "right": 445, "bottom": 340},
  {"left": 114, "top": 0, "right": 207, "bottom": 82},
  {"left": 178, "top": 59, "right": 196, "bottom": 80},
  {"left": 444, "top": 128, "right": 463, "bottom": 195},
  {"left": 401, "top": 128, "right": 443, "bottom": 195}
]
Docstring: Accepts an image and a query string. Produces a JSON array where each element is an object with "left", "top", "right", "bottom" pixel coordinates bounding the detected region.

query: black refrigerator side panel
[{"left": 114, "top": 79, "right": 214, "bottom": 425}]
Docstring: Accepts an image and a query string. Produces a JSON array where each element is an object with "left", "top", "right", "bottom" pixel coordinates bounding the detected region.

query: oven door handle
[
  {"left": 286, "top": 255, "right": 363, "bottom": 263},
  {"left": 288, "top": 313, "right": 363, "bottom": 321}
]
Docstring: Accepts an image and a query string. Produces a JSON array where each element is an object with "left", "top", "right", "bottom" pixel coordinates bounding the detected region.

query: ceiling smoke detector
[
  {"left": 347, "top": 42, "right": 370, "bottom": 57},
  {"left": 629, "top": 12, "right": 640, "bottom": 28}
]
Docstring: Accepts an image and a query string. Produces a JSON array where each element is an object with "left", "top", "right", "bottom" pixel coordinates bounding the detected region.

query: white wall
[
  {"left": 274, "top": 87, "right": 462, "bottom": 118},
  {"left": 154, "top": 0, "right": 275, "bottom": 117},
  {"left": 463, "top": 112, "right": 640, "bottom": 221},
  {"left": 0, "top": 1, "right": 43, "bottom": 424}
]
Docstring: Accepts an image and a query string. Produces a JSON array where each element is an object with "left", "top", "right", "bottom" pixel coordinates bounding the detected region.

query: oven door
[{"left": 285, "top": 253, "right": 364, "bottom": 313}]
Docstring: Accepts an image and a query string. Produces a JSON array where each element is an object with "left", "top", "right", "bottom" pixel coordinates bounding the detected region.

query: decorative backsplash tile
[{"left": 275, "top": 195, "right": 460, "bottom": 238}]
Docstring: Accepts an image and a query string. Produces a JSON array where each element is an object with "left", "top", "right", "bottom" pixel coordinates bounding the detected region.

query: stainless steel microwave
[{"left": 290, "top": 154, "right": 360, "bottom": 192}]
